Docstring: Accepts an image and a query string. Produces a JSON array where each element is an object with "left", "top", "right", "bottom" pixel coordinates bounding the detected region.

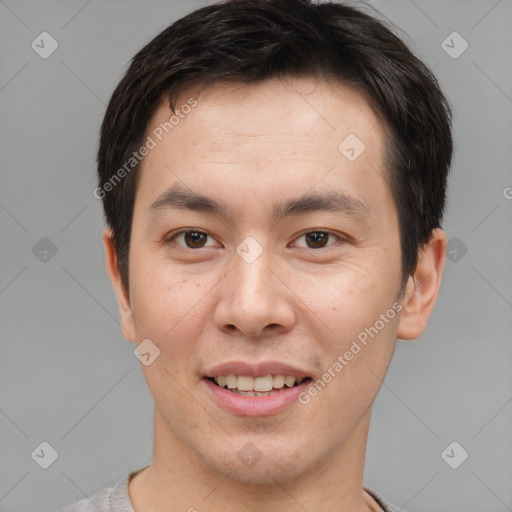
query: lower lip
[{"left": 202, "top": 378, "right": 311, "bottom": 417}]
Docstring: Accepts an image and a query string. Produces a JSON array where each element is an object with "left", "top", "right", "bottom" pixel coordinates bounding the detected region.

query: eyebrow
[{"left": 147, "top": 184, "right": 371, "bottom": 223}]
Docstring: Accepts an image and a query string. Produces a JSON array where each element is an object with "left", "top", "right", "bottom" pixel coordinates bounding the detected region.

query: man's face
[{"left": 118, "top": 78, "right": 405, "bottom": 484}]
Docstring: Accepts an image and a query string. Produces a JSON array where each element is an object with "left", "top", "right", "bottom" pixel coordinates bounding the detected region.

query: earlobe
[
  {"left": 102, "top": 228, "right": 137, "bottom": 343},
  {"left": 396, "top": 228, "right": 447, "bottom": 340}
]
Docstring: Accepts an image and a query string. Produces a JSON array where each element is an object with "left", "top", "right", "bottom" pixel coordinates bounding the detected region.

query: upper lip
[{"left": 204, "top": 361, "right": 311, "bottom": 379}]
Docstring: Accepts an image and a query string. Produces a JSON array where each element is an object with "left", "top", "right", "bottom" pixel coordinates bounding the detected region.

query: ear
[
  {"left": 397, "top": 228, "right": 447, "bottom": 340},
  {"left": 102, "top": 228, "right": 137, "bottom": 343}
]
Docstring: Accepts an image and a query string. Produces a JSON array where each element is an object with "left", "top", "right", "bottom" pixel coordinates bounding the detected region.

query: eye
[
  {"left": 167, "top": 230, "right": 218, "bottom": 249},
  {"left": 292, "top": 230, "right": 341, "bottom": 249},
  {"left": 166, "top": 229, "right": 343, "bottom": 251}
]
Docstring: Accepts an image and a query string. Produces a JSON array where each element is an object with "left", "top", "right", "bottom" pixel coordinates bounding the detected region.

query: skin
[{"left": 103, "top": 77, "right": 446, "bottom": 512}]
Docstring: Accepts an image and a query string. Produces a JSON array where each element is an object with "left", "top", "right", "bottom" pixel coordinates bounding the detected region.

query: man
[{"left": 58, "top": 0, "right": 452, "bottom": 510}]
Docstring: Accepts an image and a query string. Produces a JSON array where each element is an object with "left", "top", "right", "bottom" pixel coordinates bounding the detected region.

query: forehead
[
  {"left": 135, "top": 77, "right": 390, "bottom": 217},
  {"left": 159, "top": 77, "right": 382, "bottom": 147}
]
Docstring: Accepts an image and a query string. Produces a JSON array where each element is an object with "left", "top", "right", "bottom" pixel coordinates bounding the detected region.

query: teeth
[
  {"left": 254, "top": 375, "right": 273, "bottom": 392},
  {"left": 230, "top": 389, "right": 280, "bottom": 397},
  {"left": 285, "top": 376, "right": 296, "bottom": 388},
  {"left": 237, "top": 375, "right": 254, "bottom": 391},
  {"left": 213, "top": 374, "right": 305, "bottom": 391},
  {"left": 272, "top": 374, "right": 285, "bottom": 388},
  {"left": 225, "top": 375, "right": 237, "bottom": 389}
]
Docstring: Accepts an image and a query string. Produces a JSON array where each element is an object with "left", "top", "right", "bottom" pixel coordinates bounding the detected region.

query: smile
[
  {"left": 208, "top": 374, "right": 307, "bottom": 396},
  {"left": 203, "top": 376, "right": 312, "bottom": 416}
]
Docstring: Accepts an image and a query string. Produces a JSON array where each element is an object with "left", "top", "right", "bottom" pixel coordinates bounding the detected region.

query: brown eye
[
  {"left": 294, "top": 231, "right": 339, "bottom": 249},
  {"left": 305, "top": 232, "right": 329, "bottom": 248},
  {"left": 169, "top": 230, "right": 216, "bottom": 249},
  {"left": 184, "top": 231, "right": 207, "bottom": 248}
]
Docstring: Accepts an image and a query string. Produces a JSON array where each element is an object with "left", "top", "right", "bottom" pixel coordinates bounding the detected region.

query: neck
[{"left": 129, "top": 407, "right": 379, "bottom": 512}]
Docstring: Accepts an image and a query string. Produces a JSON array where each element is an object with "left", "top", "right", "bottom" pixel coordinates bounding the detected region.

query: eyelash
[{"left": 165, "top": 229, "right": 344, "bottom": 250}]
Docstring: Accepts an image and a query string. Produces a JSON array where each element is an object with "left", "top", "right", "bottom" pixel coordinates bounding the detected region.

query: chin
[
  {"left": 216, "top": 459, "right": 302, "bottom": 486},
  {"left": 202, "top": 440, "right": 311, "bottom": 486}
]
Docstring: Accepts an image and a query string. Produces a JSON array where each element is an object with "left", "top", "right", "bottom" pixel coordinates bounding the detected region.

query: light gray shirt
[{"left": 54, "top": 466, "right": 406, "bottom": 512}]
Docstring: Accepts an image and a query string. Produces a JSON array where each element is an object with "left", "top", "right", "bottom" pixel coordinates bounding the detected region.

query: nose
[{"left": 213, "top": 244, "right": 295, "bottom": 338}]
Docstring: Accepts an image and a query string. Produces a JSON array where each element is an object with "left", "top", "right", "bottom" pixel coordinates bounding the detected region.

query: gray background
[{"left": 0, "top": 1, "right": 511, "bottom": 511}]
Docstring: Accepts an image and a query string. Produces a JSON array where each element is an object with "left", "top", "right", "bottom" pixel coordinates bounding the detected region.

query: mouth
[
  {"left": 203, "top": 374, "right": 313, "bottom": 416},
  {"left": 205, "top": 375, "right": 313, "bottom": 397},
  {"left": 202, "top": 361, "right": 314, "bottom": 415}
]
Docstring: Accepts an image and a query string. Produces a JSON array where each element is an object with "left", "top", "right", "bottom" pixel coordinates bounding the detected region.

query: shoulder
[
  {"left": 53, "top": 467, "right": 147, "bottom": 512},
  {"left": 364, "top": 486, "right": 406, "bottom": 512},
  {"left": 53, "top": 487, "right": 113, "bottom": 512}
]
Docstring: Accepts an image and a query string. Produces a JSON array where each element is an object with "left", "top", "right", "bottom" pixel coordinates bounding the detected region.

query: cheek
[
  {"left": 130, "top": 272, "right": 210, "bottom": 409},
  {"left": 302, "top": 260, "right": 397, "bottom": 333},
  {"left": 307, "top": 316, "right": 398, "bottom": 426},
  {"left": 132, "top": 256, "right": 197, "bottom": 323},
  {"left": 300, "top": 263, "right": 399, "bottom": 383},
  {"left": 129, "top": 265, "right": 211, "bottom": 369}
]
